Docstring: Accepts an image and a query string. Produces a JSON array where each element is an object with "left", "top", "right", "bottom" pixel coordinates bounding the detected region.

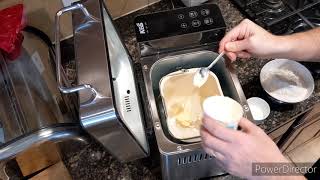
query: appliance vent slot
[
  {"left": 204, "top": 153, "right": 208, "bottom": 160},
  {"left": 183, "top": 157, "right": 187, "bottom": 164},
  {"left": 177, "top": 153, "right": 213, "bottom": 166},
  {"left": 124, "top": 96, "right": 131, "bottom": 112}
]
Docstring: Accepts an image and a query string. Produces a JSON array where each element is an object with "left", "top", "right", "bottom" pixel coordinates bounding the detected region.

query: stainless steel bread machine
[{"left": 54, "top": 0, "right": 253, "bottom": 179}]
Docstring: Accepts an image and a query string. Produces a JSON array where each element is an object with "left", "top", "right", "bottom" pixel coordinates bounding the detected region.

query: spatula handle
[{"left": 208, "top": 52, "right": 225, "bottom": 69}]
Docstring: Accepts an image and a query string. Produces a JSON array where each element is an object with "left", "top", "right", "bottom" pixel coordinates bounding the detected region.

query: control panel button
[
  {"left": 204, "top": 17, "right": 214, "bottom": 25},
  {"left": 192, "top": 20, "right": 201, "bottom": 27},
  {"left": 201, "top": 9, "right": 210, "bottom": 16},
  {"left": 178, "top": 14, "right": 184, "bottom": 19},
  {"left": 180, "top": 23, "right": 188, "bottom": 28},
  {"left": 189, "top": 11, "right": 198, "bottom": 18}
]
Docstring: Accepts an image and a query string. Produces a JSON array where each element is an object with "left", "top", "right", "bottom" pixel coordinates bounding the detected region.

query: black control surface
[
  {"left": 134, "top": 4, "right": 226, "bottom": 42},
  {"left": 231, "top": 0, "right": 320, "bottom": 35}
]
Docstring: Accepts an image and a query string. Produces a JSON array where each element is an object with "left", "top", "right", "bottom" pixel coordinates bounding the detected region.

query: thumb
[{"left": 225, "top": 39, "right": 249, "bottom": 52}]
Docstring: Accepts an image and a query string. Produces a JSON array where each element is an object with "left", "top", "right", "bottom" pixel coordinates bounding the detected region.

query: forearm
[{"left": 272, "top": 28, "right": 320, "bottom": 61}]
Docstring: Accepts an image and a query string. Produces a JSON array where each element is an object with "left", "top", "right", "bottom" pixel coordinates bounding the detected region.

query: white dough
[{"left": 167, "top": 117, "right": 200, "bottom": 139}]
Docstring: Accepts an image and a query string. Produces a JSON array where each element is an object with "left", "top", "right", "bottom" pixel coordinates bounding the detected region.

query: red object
[{"left": 0, "top": 4, "right": 25, "bottom": 60}]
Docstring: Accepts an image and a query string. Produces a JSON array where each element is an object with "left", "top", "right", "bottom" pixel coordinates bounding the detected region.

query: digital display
[{"left": 134, "top": 4, "right": 226, "bottom": 42}]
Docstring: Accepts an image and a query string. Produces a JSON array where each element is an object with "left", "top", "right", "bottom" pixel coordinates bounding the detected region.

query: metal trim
[
  {"left": 55, "top": 3, "right": 99, "bottom": 102},
  {"left": 0, "top": 125, "right": 87, "bottom": 161}
]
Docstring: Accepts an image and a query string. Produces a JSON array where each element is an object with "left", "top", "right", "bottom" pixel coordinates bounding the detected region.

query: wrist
[{"left": 269, "top": 35, "right": 294, "bottom": 59}]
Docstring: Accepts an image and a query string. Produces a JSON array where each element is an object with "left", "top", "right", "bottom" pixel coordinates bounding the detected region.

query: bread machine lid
[{"left": 66, "top": 0, "right": 148, "bottom": 161}]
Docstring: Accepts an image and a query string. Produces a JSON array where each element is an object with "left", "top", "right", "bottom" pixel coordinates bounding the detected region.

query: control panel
[{"left": 134, "top": 4, "right": 226, "bottom": 42}]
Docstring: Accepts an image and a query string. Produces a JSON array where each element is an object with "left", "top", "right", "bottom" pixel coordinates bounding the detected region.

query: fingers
[
  {"left": 202, "top": 146, "right": 215, "bottom": 156},
  {"left": 238, "top": 118, "right": 258, "bottom": 133},
  {"left": 219, "top": 23, "right": 243, "bottom": 49},
  {"left": 200, "top": 126, "right": 229, "bottom": 153},
  {"left": 202, "top": 146, "right": 226, "bottom": 163},
  {"left": 219, "top": 19, "right": 252, "bottom": 53},
  {"left": 226, "top": 51, "right": 251, "bottom": 61},
  {"left": 226, "top": 52, "right": 237, "bottom": 61},
  {"left": 219, "top": 26, "right": 241, "bottom": 53},
  {"left": 236, "top": 51, "right": 251, "bottom": 59},
  {"left": 219, "top": 19, "right": 254, "bottom": 60},
  {"left": 202, "top": 116, "right": 242, "bottom": 142},
  {"left": 225, "top": 39, "right": 250, "bottom": 52},
  {"left": 203, "top": 145, "right": 226, "bottom": 161}
]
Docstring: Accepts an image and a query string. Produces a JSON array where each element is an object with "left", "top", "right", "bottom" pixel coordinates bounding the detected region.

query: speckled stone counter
[{"left": 62, "top": 0, "right": 320, "bottom": 179}]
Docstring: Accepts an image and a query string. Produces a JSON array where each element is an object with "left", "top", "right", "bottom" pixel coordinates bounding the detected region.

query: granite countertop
[{"left": 62, "top": 0, "right": 320, "bottom": 179}]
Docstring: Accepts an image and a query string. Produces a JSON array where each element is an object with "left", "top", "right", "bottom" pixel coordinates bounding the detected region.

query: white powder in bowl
[{"left": 261, "top": 69, "right": 308, "bottom": 102}]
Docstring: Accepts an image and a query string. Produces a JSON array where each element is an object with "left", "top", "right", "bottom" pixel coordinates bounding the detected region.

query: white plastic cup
[{"left": 202, "top": 96, "right": 244, "bottom": 130}]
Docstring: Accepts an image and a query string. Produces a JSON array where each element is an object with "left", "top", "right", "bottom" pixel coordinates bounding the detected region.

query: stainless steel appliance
[
  {"left": 54, "top": 0, "right": 253, "bottom": 179},
  {"left": 0, "top": 29, "right": 88, "bottom": 162}
]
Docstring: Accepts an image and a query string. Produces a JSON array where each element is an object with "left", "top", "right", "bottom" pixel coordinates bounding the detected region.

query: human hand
[
  {"left": 219, "top": 19, "right": 280, "bottom": 61},
  {"left": 200, "top": 117, "right": 290, "bottom": 179}
]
